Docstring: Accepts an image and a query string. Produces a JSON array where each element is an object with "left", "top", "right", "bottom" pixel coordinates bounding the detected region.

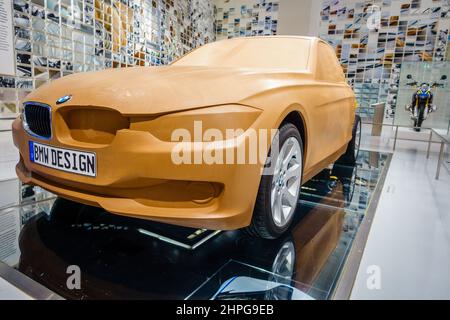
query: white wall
[
  {"left": 277, "top": 0, "right": 321, "bottom": 37},
  {"left": 308, "top": 0, "right": 322, "bottom": 37},
  {"left": 213, "top": 0, "right": 322, "bottom": 37}
]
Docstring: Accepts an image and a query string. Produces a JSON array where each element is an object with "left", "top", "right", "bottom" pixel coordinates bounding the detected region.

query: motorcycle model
[{"left": 405, "top": 74, "right": 446, "bottom": 132}]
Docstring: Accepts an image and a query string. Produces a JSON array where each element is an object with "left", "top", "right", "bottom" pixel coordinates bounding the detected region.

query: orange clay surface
[{"left": 13, "top": 36, "right": 356, "bottom": 230}]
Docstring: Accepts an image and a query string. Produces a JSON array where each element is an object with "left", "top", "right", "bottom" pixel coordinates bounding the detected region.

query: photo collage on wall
[
  {"left": 0, "top": 0, "right": 215, "bottom": 117},
  {"left": 214, "top": 0, "right": 279, "bottom": 40},
  {"left": 319, "top": 0, "right": 450, "bottom": 118}
]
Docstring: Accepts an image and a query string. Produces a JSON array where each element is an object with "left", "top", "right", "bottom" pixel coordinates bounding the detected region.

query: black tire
[
  {"left": 414, "top": 106, "right": 425, "bottom": 130},
  {"left": 246, "top": 123, "right": 303, "bottom": 239},
  {"left": 336, "top": 114, "right": 361, "bottom": 165}
]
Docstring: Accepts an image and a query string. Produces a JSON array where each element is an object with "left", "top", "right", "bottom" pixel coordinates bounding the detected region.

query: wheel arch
[{"left": 279, "top": 110, "right": 308, "bottom": 160}]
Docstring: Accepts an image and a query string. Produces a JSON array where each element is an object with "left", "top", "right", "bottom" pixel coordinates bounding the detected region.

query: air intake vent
[{"left": 23, "top": 103, "right": 52, "bottom": 139}]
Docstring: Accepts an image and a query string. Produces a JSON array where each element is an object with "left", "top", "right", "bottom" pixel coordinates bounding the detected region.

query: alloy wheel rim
[
  {"left": 266, "top": 241, "right": 296, "bottom": 300},
  {"left": 270, "top": 137, "right": 302, "bottom": 228},
  {"left": 271, "top": 241, "right": 296, "bottom": 280}
]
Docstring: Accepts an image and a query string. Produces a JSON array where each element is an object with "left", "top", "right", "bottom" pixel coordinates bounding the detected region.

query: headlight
[{"left": 129, "top": 104, "right": 261, "bottom": 142}]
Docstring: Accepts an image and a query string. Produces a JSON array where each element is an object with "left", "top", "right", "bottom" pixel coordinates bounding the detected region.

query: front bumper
[{"left": 12, "top": 118, "right": 263, "bottom": 230}]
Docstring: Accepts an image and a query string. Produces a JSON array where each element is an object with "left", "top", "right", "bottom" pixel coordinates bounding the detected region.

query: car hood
[{"left": 24, "top": 66, "right": 312, "bottom": 115}]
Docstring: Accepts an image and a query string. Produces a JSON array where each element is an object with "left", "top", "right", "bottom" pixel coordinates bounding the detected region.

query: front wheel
[
  {"left": 414, "top": 106, "right": 425, "bottom": 131},
  {"left": 246, "top": 123, "right": 303, "bottom": 239}
]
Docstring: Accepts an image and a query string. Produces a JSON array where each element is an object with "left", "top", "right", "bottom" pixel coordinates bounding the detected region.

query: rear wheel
[
  {"left": 336, "top": 115, "right": 361, "bottom": 165},
  {"left": 246, "top": 123, "right": 303, "bottom": 239}
]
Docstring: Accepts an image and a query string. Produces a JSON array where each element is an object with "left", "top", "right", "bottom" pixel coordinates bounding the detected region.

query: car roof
[{"left": 172, "top": 36, "right": 319, "bottom": 70}]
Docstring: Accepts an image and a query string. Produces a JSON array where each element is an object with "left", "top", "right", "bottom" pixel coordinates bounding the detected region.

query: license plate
[{"left": 29, "top": 141, "right": 96, "bottom": 177}]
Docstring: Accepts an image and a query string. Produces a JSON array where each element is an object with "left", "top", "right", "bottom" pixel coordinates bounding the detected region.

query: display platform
[{"left": 2, "top": 150, "right": 390, "bottom": 300}]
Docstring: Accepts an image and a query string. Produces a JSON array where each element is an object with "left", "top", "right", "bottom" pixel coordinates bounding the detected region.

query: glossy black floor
[{"left": 16, "top": 150, "right": 389, "bottom": 300}]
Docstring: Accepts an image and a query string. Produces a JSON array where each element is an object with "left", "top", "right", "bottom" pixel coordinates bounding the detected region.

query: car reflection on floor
[
  {"left": 17, "top": 151, "right": 388, "bottom": 300},
  {"left": 203, "top": 179, "right": 347, "bottom": 301}
]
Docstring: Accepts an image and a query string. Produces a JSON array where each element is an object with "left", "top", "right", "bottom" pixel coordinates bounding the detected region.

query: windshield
[{"left": 172, "top": 37, "right": 312, "bottom": 70}]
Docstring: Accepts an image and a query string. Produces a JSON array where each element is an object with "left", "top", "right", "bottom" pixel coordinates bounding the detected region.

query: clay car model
[{"left": 12, "top": 36, "right": 360, "bottom": 239}]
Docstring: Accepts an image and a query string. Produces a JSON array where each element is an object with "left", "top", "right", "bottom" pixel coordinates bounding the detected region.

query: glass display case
[
  {"left": 0, "top": 150, "right": 391, "bottom": 300},
  {"left": 395, "top": 61, "right": 450, "bottom": 131}
]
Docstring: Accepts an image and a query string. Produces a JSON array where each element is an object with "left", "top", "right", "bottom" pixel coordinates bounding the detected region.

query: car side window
[{"left": 316, "top": 42, "right": 346, "bottom": 83}]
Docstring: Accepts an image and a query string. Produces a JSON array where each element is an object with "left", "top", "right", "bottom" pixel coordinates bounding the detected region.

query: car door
[{"left": 306, "top": 41, "right": 355, "bottom": 168}]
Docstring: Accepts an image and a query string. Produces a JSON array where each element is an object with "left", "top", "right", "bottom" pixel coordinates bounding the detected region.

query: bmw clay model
[{"left": 13, "top": 36, "right": 360, "bottom": 239}]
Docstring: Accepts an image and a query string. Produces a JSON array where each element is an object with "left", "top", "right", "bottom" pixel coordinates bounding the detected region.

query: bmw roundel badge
[{"left": 56, "top": 95, "right": 72, "bottom": 104}]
